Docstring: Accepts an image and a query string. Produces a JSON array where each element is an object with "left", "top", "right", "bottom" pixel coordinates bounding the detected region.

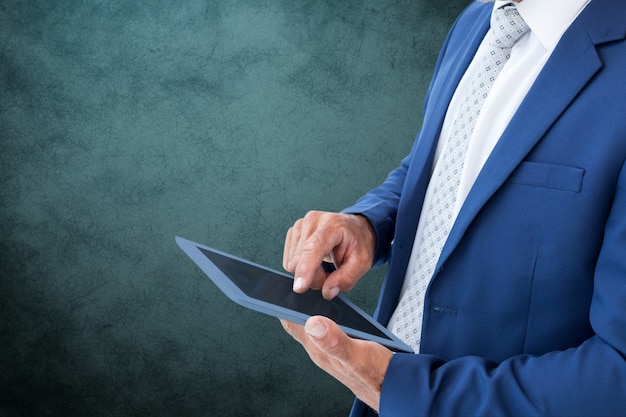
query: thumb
[{"left": 305, "top": 316, "right": 351, "bottom": 360}]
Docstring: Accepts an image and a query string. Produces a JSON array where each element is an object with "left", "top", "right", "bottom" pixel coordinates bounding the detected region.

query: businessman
[{"left": 281, "top": 0, "right": 626, "bottom": 415}]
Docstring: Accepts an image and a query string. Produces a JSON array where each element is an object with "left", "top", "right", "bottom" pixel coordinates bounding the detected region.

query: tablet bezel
[{"left": 175, "top": 236, "right": 413, "bottom": 353}]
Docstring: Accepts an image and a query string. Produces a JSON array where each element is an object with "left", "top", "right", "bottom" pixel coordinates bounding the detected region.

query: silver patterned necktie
[{"left": 389, "top": 4, "right": 529, "bottom": 352}]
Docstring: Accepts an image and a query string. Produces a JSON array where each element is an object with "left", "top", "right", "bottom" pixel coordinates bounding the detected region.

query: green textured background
[{"left": 0, "top": 1, "right": 468, "bottom": 415}]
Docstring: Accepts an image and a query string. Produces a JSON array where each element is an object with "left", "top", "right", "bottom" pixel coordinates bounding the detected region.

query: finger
[
  {"left": 282, "top": 318, "right": 347, "bottom": 378},
  {"left": 280, "top": 319, "right": 305, "bottom": 341},
  {"left": 293, "top": 230, "right": 338, "bottom": 293},
  {"left": 304, "top": 316, "right": 352, "bottom": 361},
  {"left": 283, "top": 225, "right": 296, "bottom": 272},
  {"left": 285, "top": 217, "right": 335, "bottom": 293},
  {"left": 281, "top": 317, "right": 348, "bottom": 358},
  {"left": 304, "top": 316, "right": 350, "bottom": 359},
  {"left": 283, "top": 219, "right": 303, "bottom": 272},
  {"left": 319, "top": 245, "right": 368, "bottom": 300},
  {"left": 284, "top": 214, "right": 322, "bottom": 274},
  {"left": 320, "top": 270, "right": 353, "bottom": 300},
  {"left": 281, "top": 319, "right": 324, "bottom": 354}
]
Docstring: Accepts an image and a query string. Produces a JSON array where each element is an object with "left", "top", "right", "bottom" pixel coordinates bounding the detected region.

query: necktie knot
[{"left": 489, "top": 4, "right": 529, "bottom": 49}]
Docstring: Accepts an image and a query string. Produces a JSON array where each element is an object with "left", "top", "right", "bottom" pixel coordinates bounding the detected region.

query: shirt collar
[{"left": 493, "top": 0, "right": 591, "bottom": 51}]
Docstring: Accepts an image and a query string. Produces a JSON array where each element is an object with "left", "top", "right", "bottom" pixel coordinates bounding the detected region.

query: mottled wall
[{"left": 0, "top": 1, "right": 468, "bottom": 415}]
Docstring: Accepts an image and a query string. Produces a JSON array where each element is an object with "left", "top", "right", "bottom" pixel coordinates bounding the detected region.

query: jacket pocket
[{"left": 506, "top": 161, "right": 585, "bottom": 192}]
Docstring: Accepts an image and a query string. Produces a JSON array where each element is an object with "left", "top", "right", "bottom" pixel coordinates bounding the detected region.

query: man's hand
[
  {"left": 283, "top": 211, "right": 375, "bottom": 300},
  {"left": 281, "top": 316, "right": 393, "bottom": 413}
]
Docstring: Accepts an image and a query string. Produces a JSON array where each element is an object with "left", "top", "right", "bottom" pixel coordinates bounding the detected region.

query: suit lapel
[{"left": 437, "top": 1, "right": 619, "bottom": 270}]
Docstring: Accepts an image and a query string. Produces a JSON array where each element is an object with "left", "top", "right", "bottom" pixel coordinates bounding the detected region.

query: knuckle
[
  {"left": 304, "top": 210, "right": 322, "bottom": 221},
  {"left": 321, "top": 335, "right": 345, "bottom": 357},
  {"left": 301, "top": 236, "right": 322, "bottom": 253},
  {"left": 293, "top": 218, "right": 304, "bottom": 229}
]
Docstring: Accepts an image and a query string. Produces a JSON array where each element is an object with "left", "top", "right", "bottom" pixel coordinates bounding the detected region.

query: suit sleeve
[
  {"left": 379, "top": 160, "right": 626, "bottom": 417},
  {"left": 341, "top": 154, "right": 409, "bottom": 266}
]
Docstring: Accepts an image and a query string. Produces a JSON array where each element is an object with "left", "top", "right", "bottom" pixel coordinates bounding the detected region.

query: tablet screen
[{"left": 198, "top": 247, "right": 390, "bottom": 341}]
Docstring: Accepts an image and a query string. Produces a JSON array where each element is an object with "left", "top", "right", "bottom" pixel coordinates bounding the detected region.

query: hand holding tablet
[{"left": 176, "top": 236, "right": 413, "bottom": 353}]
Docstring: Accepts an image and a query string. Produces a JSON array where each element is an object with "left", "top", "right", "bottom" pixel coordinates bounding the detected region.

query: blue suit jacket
[{"left": 346, "top": 1, "right": 626, "bottom": 415}]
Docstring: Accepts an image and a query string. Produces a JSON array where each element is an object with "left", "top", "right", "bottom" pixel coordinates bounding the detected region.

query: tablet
[{"left": 176, "top": 236, "right": 413, "bottom": 353}]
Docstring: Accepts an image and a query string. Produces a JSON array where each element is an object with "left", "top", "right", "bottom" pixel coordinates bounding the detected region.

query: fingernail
[
  {"left": 306, "top": 321, "right": 327, "bottom": 338},
  {"left": 329, "top": 287, "right": 340, "bottom": 300},
  {"left": 293, "top": 277, "right": 305, "bottom": 292}
]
